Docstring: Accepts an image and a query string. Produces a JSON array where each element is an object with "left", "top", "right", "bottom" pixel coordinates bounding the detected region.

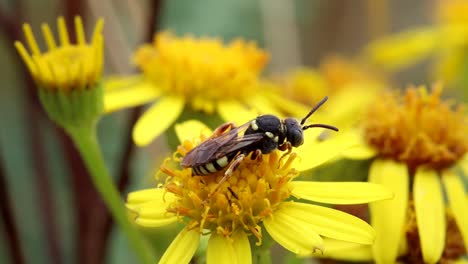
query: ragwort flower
[
  {"left": 340, "top": 85, "right": 468, "bottom": 263},
  {"left": 104, "top": 32, "right": 292, "bottom": 146},
  {"left": 126, "top": 120, "right": 393, "bottom": 263},
  {"left": 14, "top": 17, "right": 155, "bottom": 263},
  {"left": 14, "top": 16, "right": 104, "bottom": 129}
]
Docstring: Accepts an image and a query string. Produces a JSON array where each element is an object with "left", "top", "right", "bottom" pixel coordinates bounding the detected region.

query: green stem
[
  {"left": 252, "top": 248, "right": 272, "bottom": 264},
  {"left": 251, "top": 229, "right": 274, "bottom": 264},
  {"left": 66, "top": 123, "right": 153, "bottom": 264}
]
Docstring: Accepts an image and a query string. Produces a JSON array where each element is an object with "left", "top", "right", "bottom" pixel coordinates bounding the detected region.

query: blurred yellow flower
[
  {"left": 365, "top": 0, "right": 468, "bottom": 82},
  {"left": 15, "top": 16, "right": 104, "bottom": 91},
  {"left": 264, "top": 56, "right": 384, "bottom": 130},
  {"left": 104, "top": 32, "right": 295, "bottom": 146},
  {"left": 365, "top": 28, "right": 438, "bottom": 71},
  {"left": 339, "top": 85, "right": 468, "bottom": 263},
  {"left": 126, "top": 120, "right": 393, "bottom": 263},
  {"left": 14, "top": 16, "right": 105, "bottom": 130}
]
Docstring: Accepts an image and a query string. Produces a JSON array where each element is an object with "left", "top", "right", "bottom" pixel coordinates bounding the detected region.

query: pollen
[
  {"left": 161, "top": 137, "right": 298, "bottom": 243},
  {"left": 15, "top": 16, "right": 104, "bottom": 91},
  {"left": 133, "top": 32, "right": 269, "bottom": 113},
  {"left": 363, "top": 84, "right": 468, "bottom": 171}
]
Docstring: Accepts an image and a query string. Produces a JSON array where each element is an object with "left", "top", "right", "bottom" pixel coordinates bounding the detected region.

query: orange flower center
[
  {"left": 133, "top": 32, "right": 268, "bottom": 112},
  {"left": 363, "top": 85, "right": 468, "bottom": 171}
]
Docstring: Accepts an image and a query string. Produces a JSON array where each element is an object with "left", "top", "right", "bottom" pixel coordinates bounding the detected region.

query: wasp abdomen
[{"left": 192, "top": 155, "right": 230, "bottom": 175}]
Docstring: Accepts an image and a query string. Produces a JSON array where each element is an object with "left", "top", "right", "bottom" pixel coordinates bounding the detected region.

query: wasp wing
[
  {"left": 181, "top": 122, "right": 264, "bottom": 168},
  {"left": 211, "top": 132, "right": 265, "bottom": 159}
]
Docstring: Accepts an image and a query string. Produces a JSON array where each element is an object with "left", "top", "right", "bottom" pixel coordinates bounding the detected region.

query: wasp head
[{"left": 284, "top": 118, "right": 304, "bottom": 147}]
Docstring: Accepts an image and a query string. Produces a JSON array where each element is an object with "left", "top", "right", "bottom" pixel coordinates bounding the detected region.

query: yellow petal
[
  {"left": 340, "top": 144, "right": 377, "bottom": 160},
  {"left": 324, "top": 85, "right": 379, "bottom": 128},
  {"left": 133, "top": 96, "right": 185, "bottom": 146},
  {"left": 232, "top": 231, "right": 251, "bottom": 264},
  {"left": 247, "top": 95, "right": 282, "bottom": 117},
  {"left": 134, "top": 201, "right": 174, "bottom": 219},
  {"left": 264, "top": 203, "right": 324, "bottom": 255},
  {"left": 275, "top": 202, "right": 375, "bottom": 245},
  {"left": 127, "top": 188, "right": 167, "bottom": 205},
  {"left": 126, "top": 188, "right": 178, "bottom": 227},
  {"left": 217, "top": 100, "right": 258, "bottom": 125},
  {"left": 290, "top": 181, "right": 393, "bottom": 204},
  {"left": 306, "top": 238, "right": 373, "bottom": 262},
  {"left": 294, "top": 131, "right": 362, "bottom": 171},
  {"left": 104, "top": 81, "right": 161, "bottom": 112},
  {"left": 57, "top": 17, "right": 70, "bottom": 46},
  {"left": 23, "top": 24, "right": 41, "bottom": 55},
  {"left": 159, "top": 229, "right": 200, "bottom": 264},
  {"left": 442, "top": 170, "right": 468, "bottom": 252},
  {"left": 104, "top": 75, "right": 145, "bottom": 91},
  {"left": 175, "top": 120, "right": 212, "bottom": 143},
  {"left": 365, "top": 27, "right": 438, "bottom": 70},
  {"left": 263, "top": 90, "right": 311, "bottom": 118},
  {"left": 135, "top": 217, "right": 178, "bottom": 228},
  {"left": 414, "top": 168, "right": 446, "bottom": 263},
  {"left": 207, "top": 233, "right": 236, "bottom": 264},
  {"left": 368, "top": 159, "right": 408, "bottom": 264}
]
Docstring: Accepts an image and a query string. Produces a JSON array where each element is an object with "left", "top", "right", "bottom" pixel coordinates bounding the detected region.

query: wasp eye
[
  {"left": 289, "top": 129, "right": 304, "bottom": 147},
  {"left": 284, "top": 118, "right": 304, "bottom": 147}
]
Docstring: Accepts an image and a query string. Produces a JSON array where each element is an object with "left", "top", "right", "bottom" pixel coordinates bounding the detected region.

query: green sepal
[{"left": 38, "top": 83, "right": 104, "bottom": 131}]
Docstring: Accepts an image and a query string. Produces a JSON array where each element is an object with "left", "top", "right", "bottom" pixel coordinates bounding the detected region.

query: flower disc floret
[
  {"left": 363, "top": 85, "right": 468, "bottom": 170},
  {"left": 133, "top": 32, "right": 268, "bottom": 110}
]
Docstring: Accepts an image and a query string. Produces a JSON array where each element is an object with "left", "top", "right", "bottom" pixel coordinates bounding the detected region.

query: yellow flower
[
  {"left": 263, "top": 56, "right": 384, "bottom": 130},
  {"left": 338, "top": 85, "right": 468, "bottom": 263},
  {"left": 364, "top": 28, "right": 439, "bottom": 71},
  {"left": 15, "top": 16, "right": 104, "bottom": 91},
  {"left": 435, "top": 0, "right": 468, "bottom": 82},
  {"left": 14, "top": 16, "right": 105, "bottom": 129},
  {"left": 126, "top": 120, "right": 393, "bottom": 263},
  {"left": 104, "top": 32, "right": 295, "bottom": 146},
  {"left": 364, "top": 0, "right": 468, "bottom": 82}
]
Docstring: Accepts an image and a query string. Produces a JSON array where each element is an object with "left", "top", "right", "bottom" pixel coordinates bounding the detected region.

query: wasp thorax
[
  {"left": 284, "top": 118, "right": 304, "bottom": 147},
  {"left": 162, "top": 138, "right": 298, "bottom": 243}
]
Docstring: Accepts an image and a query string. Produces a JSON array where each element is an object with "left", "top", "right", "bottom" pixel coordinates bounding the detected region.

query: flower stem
[
  {"left": 252, "top": 249, "right": 272, "bottom": 264},
  {"left": 251, "top": 230, "right": 274, "bottom": 264},
  {"left": 66, "top": 123, "right": 153, "bottom": 264}
]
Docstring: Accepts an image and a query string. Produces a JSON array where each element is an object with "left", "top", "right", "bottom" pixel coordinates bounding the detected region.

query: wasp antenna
[
  {"left": 302, "top": 123, "right": 339, "bottom": 132},
  {"left": 300, "top": 96, "right": 329, "bottom": 125}
]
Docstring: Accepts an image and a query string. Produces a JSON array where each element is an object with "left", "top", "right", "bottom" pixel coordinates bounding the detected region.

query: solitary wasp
[{"left": 181, "top": 96, "right": 338, "bottom": 189}]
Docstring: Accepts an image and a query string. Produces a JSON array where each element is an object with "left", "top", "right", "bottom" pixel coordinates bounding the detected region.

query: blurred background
[{"left": 0, "top": 0, "right": 452, "bottom": 263}]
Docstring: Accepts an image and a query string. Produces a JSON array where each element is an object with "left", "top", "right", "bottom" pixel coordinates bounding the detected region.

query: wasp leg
[
  {"left": 207, "top": 153, "right": 245, "bottom": 199},
  {"left": 227, "top": 187, "right": 239, "bottom": 199},
  {"left": 278, "top": 141, "right": 292, "bottom": 152},
  {"left": 278, "top": 142, "right": 292, "bottom": 164},
  {"left": 250, "top": 149, "right": 262, "bottom": 162},
  {"left": 211, "top": 122, "right": 236, "bottom": 138}
]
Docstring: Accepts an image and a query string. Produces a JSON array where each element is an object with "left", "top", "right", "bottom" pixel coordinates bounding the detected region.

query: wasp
[{"left": 181, "top": 96, "right": 338, "bottom": 190}]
